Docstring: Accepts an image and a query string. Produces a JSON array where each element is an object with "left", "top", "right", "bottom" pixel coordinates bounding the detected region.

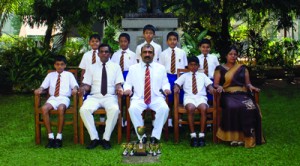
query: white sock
[
  {"left": 179, "top": 119, "right": 182, "bottom": 127},
  {"left": 168, "top": 119, "right": 173, "bottom": 127},
  {"left": 199, "top": 132, "right": 205, "bottom": 138},
  {"left": 48, "top": 133, "right": 54, "bottom": 139},
  {"left": 56, "top": 133, "right": 62, "bottom": 140},
  {"left": 190, "top": 132, "right": 196, "bottom": 138}
]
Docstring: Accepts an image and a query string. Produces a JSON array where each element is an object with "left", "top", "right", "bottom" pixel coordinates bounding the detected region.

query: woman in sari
[{"left": 214, "top": 46, "right": 265, "bottom": 148}]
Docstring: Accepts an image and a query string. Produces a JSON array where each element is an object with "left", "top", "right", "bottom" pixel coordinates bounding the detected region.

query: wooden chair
[
  {"left": 78, "top": 94, "right": 122, "bottom": 144},
  {"left": 125, "top": 96, "right": 169, "bottom": 142},
  {"left": 34, "top": 69, "right": 78, "bottom": 144},
  {"left": 215, "top": 91, "right": 260, "bottom": 142},
  {"left": 173, "top": 69, "right": 218, "bottom": 143}
]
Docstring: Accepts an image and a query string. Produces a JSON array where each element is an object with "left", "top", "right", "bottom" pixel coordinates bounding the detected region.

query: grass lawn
[{"left": 0, "top": 79, "right": 299, "bottom": 165}]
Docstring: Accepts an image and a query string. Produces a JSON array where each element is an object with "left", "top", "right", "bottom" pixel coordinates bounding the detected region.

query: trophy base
[{"left": 134, "top": 151, "right": 147, "bottom": 156}]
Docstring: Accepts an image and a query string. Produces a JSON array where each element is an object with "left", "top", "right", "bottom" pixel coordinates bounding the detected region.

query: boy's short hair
[
  {"left": 89, "top": 34, "right": 101, "bottom": 41},
  {"left": 55, "top": 55, "right": 67, "bottom": 64},
  {"left": 198, "top": 39, "right": 211, "bottom": 47},
  {"left": 167, "top": 31, "right": 179, "bottom": 41},
  {"left": 119, "top": 33, "right": 130, "bottom": 42},
  {"left": 99, "top": 43, "right": 112, "bottom": 53},
  {"left": 143, "top": 24, "right": 156, "bottom": 34},
  {"left": 188, "top": 56, "right": 199, "bottom": 65}
]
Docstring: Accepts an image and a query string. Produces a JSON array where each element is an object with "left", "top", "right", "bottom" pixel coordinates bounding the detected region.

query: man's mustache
[{"left": 144, "top": 56, "right": 151, "bottom": 59}]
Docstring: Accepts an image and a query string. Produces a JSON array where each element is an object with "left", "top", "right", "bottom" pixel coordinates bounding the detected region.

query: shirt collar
[
  {"left": 168, "top": 47, "right": 177, "bottom": 51},
  {"left": 121, "top": 48, "right": 129, "bottom": 53},
  {"left": 141, "top": 61, "right": 152, "bottom": 68}
]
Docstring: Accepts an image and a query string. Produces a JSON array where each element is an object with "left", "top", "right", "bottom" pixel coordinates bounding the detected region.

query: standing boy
[
  {"left": 159, "top": 31, "right": 187, "bottom": 127},
  {"left": 34, "top": 55, "right": 79, "bottom": 148},
  {"left": 79, "top": 34, "right": 101, "bottom": 81},
  {"left": 174, "top": 56, "right": 214, "bottom": 147},
  {"left": 136, "top": 24, "right": 162, "bottom": 63},
  {"left": 111, "top": 33, "right": 136, "bottom": 79}
]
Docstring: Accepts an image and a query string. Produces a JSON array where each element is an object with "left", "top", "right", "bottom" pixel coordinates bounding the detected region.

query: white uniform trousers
[
  {"left": 129, "top": 97, "right": 169, "bottom": 140},
  {"left": 80, "top": 95, "right": 120, "bottom": 141}
]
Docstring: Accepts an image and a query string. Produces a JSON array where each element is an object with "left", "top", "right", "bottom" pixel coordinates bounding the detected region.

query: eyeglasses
[{"left": 100, "top": 50, "right": 110, "bottom": 54}]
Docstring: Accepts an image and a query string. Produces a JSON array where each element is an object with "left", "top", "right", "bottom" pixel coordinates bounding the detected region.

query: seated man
[
  {"left": 79, "top": 44, "right": 124, "bottom": 150},
  {"left": 124, "top": 43, "right": 171, "bottom": 144}
]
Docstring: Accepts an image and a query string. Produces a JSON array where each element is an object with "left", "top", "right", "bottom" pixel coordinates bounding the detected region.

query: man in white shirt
[
  {"left": 79, "top": 44, "right": 124, "bottom": 150},
  {"left": 135, "top": 24, "right": 162, "bottom": 63},
  {"left": 124, "top": 43, "right": 171, "bottom": 144}
]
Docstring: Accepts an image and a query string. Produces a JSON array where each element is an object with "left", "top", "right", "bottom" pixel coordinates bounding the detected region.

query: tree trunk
[{"left": 44, "top": 22, "right": 54, "bottom": 49}]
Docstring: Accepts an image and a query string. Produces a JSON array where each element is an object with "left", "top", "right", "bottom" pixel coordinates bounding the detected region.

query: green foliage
[
  {"left": 0, "top": 35, "right": 54, "bottom": 92},
  {"left": 181, "top": 30, "right": 208, "bottom": 56},
  {"left": 102, "top": 25, "right": 119, "bottom": 53}
]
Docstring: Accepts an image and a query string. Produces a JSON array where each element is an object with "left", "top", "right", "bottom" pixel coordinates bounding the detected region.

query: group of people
[{"left": 34, "top": 24, "right": 264, "bottom": 150}]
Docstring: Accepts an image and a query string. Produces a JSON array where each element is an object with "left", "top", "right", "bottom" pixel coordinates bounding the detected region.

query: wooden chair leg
[
  {"left": 164, "top": 121, "right": 169, "bottom": 141},
  {"left": 174, "top": 114, "right": 179, "bottom": 143},
  {"left": 118, "top": 113, "right": 122, "bottom": 144},
  {"left": 73, "top": 112, "right": 78, "bottom": 144},
  {"left": 79, "top": 118, "right": 84, "bottom": 145},
  {"left": 35, "top": 113, "right": 41, "bottom": 145}
]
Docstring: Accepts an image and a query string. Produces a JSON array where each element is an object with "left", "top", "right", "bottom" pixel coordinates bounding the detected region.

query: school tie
[
  {"left": 144, "top": 64, "right": 151, "bottom": 104},
  {"left": 92, "top": 50, "right": 96, "bottom": 64},
  {"left": 204, "top": 55, "right": 208, "bottom": 76},
  {"left": 192, "top": 73, "right": 198, "bottom": 95},
  {"left": 120, "top": 51, "right": 125, "bottom": 72},
  {"left": 170, "top": 49, "right": 176, "bottom": 74},
  {"left": 54, "top": 74, "right": 61, "bottom": 97},
  {"left": 101, "top": 63, "right": 107, "bottom": 96}
]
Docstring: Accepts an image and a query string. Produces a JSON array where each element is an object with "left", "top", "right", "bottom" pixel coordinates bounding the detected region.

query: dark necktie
[
  {"left": 54, "top": 74, "right": 61, "bottom": 97},
  {"left": 144, "top": 64, "right": 151, "bottom": 104},
  {"left": 92, "top": 50, "right": 96, "bottom": 64},
  {"left": 101, "top": 63, "right": 107, "bottom": 96},
  {"left": 171, "top": 49, "right": 176, "bottom": 74},
  {"left": 204, "top": 55, "right": 208, "bottom": 76},
  {"left": 192, "top": 73, "right": 198, "bottom": 94},
  {"left": 120, "top": 51, "right": 125, "bottom": 72}
]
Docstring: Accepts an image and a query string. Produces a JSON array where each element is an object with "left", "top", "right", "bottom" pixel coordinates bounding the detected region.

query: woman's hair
[{"left": 226, "top": 46, "right": 239, "bottom": 56}]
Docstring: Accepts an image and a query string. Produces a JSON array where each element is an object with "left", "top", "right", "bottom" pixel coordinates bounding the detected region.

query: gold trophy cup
[{"left": 135, "top": 126, "right": 147, "bottom": 156}]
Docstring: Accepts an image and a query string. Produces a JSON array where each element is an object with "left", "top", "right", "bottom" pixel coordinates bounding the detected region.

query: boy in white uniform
[
  {"left": 34, "top": 55, "right": 78, "bottom": 148},
  {"left": 174, "top": 56, "right": 214, "bottom": 147},
  {"left": 136, "top": 24, "right": 162, "bottom": 63}
]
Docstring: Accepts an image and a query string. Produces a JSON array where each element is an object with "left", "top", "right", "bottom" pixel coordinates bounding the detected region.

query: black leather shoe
[
  {"left": 150, "top": 137, "right": 159, "bottom": 144},
  {"left": 54, "top": 139, "right": 62, "bottom": 148},
  {"left": 198, "top": 137, "right": 206, "bottom": 147},
  {"left": 45, "top": 138, "right": 55, "bottom": 148},
  {"left": 190, "top": 137, "right": 198, "bottom": 147},
  {"left": 101, "top": 139, "right": 111, "bottom": 150},
  {"left": 86, "top": 139, "right": 99, "bottom": 149}
]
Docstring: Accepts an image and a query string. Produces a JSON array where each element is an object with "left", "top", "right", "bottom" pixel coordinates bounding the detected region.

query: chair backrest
[
  {"left": 47, "top": 69, "right": 78, "bottom": 80},
  {"left": 177, "top": 68, "right": 190, "bottom": 78}
]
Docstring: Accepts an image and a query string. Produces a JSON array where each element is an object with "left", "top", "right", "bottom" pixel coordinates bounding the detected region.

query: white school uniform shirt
[
  {"left": 159, "top": 47, "right": 188, "bottom": 74},
  {"left": 175, "top": 71, "right": 212, "bottom": 98},
  {"left": 41, "top": 71, "right": 79, "bottom": 97},
  {"left": 124, "top": 61, "right": 170, "bottom": 100},
  {"left": 110, "top": 48, "right": 137, "bottom": 71},
  {"left": 79, "top": 49, "right": 100, "bottom": 70},
  {"left": 197, "top": 53, "right": 219, "bottom": 79},
  {"left": 83, "top": 60, "right": 124, "bottom": 98},
  {"left": 135, "top": 40, "right": 162, "bottom": 63}
]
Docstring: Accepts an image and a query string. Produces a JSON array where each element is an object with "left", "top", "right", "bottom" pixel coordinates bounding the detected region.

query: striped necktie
[
  {"left": 120, "top": 51, "right": 125, "bottom": 71},
  {"left": 92, "top": 50, "right": 96, "bottom": 64},
  {"left": 144, "top": 64, "right": 151, "bottom": 104},
  {"left": 54, "top": 74, "right": 61, "bottom": 97},
  {"left": 204, "top": 55, "right": 208, "bottom": 76},
  {"left": 170, "top": 49, "right": 176, "bottom": 74},
  {"left": 192, "top": 73, "right": 198, "bottom": 95}
]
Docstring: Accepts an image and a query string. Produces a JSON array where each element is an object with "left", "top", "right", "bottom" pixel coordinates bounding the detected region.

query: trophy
[
  {"left": 135, "top": 126, "right": 147, "bottom": 156},
  {"left": 121, "top": 143, "right": 128, "bottom": 156},
  {"left": 127, "top": 143, "right": 134, "bottom": 156}
]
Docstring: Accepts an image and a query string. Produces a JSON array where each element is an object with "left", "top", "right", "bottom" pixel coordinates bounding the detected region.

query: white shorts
[
  {"left": 184, "top": 96, "right": 208, "bottom": 107},
  {"left": 46, "top": 96, "right": 70, "bottom": 110}
]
